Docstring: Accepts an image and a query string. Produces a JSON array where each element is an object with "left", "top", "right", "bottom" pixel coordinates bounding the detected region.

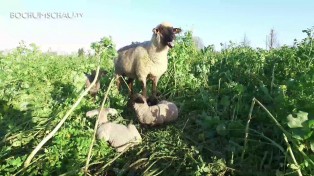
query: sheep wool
[
  {"left": 133, "top": 94, "right": 179, "bottom": 126},
  {"left": 86, "top": 108, "right": 142, "bottom": 152},
  {"left": 114, "top": 22, "right": 182, "bottom": 97}
]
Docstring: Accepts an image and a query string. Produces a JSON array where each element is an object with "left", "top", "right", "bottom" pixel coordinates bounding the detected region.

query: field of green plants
[{"left": 1, "top": 27, "right": 314, "bottom": 176}]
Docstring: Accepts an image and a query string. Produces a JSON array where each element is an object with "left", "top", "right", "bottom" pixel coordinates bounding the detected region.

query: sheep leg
[
  {"left": 116, "top": 75, "right": 122, "bottom": 91},
  {"left": 127, "top": 78, "right": 134, "bottom": 96},
  {"left": 151, "top": 76, "right": 159, "bottom": 97},
  {"left": 141, "top": 81, "right": 147, "bottom": 98}
]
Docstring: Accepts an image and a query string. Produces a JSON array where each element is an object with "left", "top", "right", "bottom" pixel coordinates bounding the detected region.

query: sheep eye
[
  {"left": 153, "top": 28, "right": 159, "bottom": 34},
  {"left": 173, "top": 28, "right": 182, "bottom": 34}
]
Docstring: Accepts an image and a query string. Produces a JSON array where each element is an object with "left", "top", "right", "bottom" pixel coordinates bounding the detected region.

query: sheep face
[
  {"left": 86, "top": 69, "right": 107, "bottom": 82},
  {"left": 86, "top": 108, "right": 118, "bottom": 125},
  {"left": 153, "top": 23, "right": 182, "bottom": 48},
  {"left": 132, "top": 93, "right": 147, "bottom": 104},
  {"left": 91, "top": 69, "right": 107, "bottom": 79},
  {"left": 133, "top": 91, "right": 159, "bottom": 106}
]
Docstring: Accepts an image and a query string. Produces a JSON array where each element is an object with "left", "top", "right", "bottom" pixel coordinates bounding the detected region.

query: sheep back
[
  {"left": 97, "top": 122, "right": 141, "bottom": 152},
  {"left": 133, "top": 102, "right": 156, "bottom": 125},
  {"left": 115, "top": 41, "right": 168, "bottom": 82},
  {"left": 151, "top": 101, "right": 178, "bottom": 124},
  {"left": 115, "top": 42, "right": 149, "bottom": 79}
]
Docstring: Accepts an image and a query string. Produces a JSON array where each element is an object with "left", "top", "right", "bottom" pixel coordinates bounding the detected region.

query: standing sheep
[
  {"left": 114, "top": 22, "right": 182, "bottom": 98},
  {"left": 132, "top": 93, "right": 179, "bottom": 126},
  {"left": 86, "top": 108, "right": 142, "bottom": 152}
]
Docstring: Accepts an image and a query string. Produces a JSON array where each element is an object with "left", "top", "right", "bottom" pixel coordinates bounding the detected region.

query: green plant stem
[
  {"left": 241, "top": 97, "right": 255, "bottom": 161},
  {"left": 270, "top": 63, "right": 276, "bottom": 94},
  {"left": 95, "top": 147, "right": 130, "bottom": 175},
  {"left": 84, "top": 77, "right": 115, "bottom": 174},
  {"left": 283, "top": 133, "right": 302, "bottom": 176},
  {"left": 253, "top": 98, "right": 290, "bottom": 135},
  {"left": 23, "top": 66, "right": 101, "bottom": 169},
  {"left": 59, "top": 160, "right": 103, "bottom": 176},
  {"left": 259, "top": 151, "right": 268, "bottom": 171},
  {"left": 14, "top": 155, "right": 44, "bottom": 176},
  {"left": 253, "top": 98, "right": 314, "bottom": 166},
  {"left": 248, "top": 128, "right": 285, "bottom": 154}
]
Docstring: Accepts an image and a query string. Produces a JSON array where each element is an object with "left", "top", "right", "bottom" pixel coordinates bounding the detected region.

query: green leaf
[
  {"left": 308, "top": 119, "right": 314, "bottom": 129},
  {"left": 12, "top": 140, "right": 21, "bottom": 147},
  {"left": 216, "top": 123, "right": 228, "bottom": 136},
  {"left": 289, "top": 163, "right": 299, "bottom": 170},
  {"left": 287, "top": 111, "right": 308, "bottom": 128},
  {"left": 276, "top": 170, "right": 284, "bottom": 176},
  {"left": 10, "top": 157, "right": 22, "bottom": 167},
  {"left": 291, "top": 128, "right": 313, "bottom": 140},
  {"left": 310, "top": 141, "right": 314, "bottom": 153},
  {"left": 220, "top": 96, "right": 230, "bottom": 108}
]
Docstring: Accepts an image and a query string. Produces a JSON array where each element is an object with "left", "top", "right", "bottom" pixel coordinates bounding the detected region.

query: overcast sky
[{"left": 0, "top": 0, "right": 313, "bottom": 53}]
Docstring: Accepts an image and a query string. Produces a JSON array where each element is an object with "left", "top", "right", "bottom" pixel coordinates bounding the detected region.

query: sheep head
[
  {"left": 91, "top": 69, "right": 108, "bottom": 80},
  {"left": 132, "top": 93, "right": 147, "bottom": 104},
  {"left": 85, "top": 69, "right": 107, "bottom": 89},
  {"left": 132, "top": 93, "right": 156, "bottom": 125},
  {"left": 152, "top": 22, "right": 182, "bottom": 48},
  {"left": 86, "top": 108, "right": 118, "bottom": 124}
]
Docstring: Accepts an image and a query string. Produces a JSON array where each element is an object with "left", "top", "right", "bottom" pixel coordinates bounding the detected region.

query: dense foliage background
[{"left": 0, "top": 27, "right": 314, "bottom": 175}]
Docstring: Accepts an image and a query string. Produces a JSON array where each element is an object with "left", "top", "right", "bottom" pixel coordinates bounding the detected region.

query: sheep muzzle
[{"left": 167, "top": 41, "right": 174, "bottom": 48}]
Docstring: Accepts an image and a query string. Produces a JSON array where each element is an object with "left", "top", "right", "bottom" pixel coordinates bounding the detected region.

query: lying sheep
[
  {"left": 84, "top": 69, "right": 107, "bottom": 98},
  {"left": 132, "top": 93, "right": 179, "bottom": 126},
  {"left": 114, "top": 22, "right": 182, "bottom": 98},
  {"left": 86, "top": 108, "right": 142, "bottom": 152}
]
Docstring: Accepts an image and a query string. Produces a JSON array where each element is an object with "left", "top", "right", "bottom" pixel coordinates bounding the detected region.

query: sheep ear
[
  {"left": 91, "top": 70, "right": 97, "bottom": 76},
  {"left": 100, "top": 70, "right": 107, "bottom": 77},
  {"left": 173, "top": 28, "right": 182, "bottom": 34},
  {"left": 134, "top": 96, "right": 145, "bottom": 104},
  {"left": 152, "top": 28, "right": 159, "bottom": 34}
]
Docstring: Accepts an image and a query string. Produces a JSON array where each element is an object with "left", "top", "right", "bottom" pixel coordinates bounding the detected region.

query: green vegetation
[{"left": 0, "top": 28, "right": 314, "bottom": 175}]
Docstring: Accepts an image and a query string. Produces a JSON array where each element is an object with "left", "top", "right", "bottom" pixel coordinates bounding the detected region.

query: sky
[{"left": 0, "top": 0, "right": 313, "bottom": 53}]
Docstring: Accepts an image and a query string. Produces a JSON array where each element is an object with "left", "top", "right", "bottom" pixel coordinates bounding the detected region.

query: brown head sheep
[
  {"left": 86, "top": 108, "right": 142, "bottom": 152},
  {"left": 132, "top": 93, "right": 179, "bottom": 126},
  {"left": 84, "top": 69, "right": 107, "bottom": 98},
  {"left": 114, "top": 22, "right": 182, "bottom": 98}
]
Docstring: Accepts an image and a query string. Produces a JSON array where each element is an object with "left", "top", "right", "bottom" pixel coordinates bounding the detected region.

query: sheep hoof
[{"left": 147, "top": 96, "right": 158, "bottom": 106}]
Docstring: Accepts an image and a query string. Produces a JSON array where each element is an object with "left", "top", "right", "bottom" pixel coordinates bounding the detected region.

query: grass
[{"left": 1, "top": 28, "right": 314, "bottom": 175}]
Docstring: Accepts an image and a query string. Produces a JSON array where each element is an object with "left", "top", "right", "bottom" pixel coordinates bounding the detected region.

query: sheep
[
  {"left": 114, "top": 22, "right": 182, "bottom": 98},
  {"left": 86, "top": 108, "right": 142, "bottom": 152},
  {"left": 84, "top": 69, "right": 107, "bottom": 98},
  {"left": 132, "top": 93, "right": 179, "bottom": 126}
]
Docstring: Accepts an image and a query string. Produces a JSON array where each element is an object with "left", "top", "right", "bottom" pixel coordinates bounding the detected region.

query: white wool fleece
[
  {"left": 114, "top": 22, "right": 181, "bottom": 97},
  {"left": 133, "top": 94, "right": 179, "bottom": 126},
  {"left": 86, "top": 108, "right": 142, "bottom": 152}
]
